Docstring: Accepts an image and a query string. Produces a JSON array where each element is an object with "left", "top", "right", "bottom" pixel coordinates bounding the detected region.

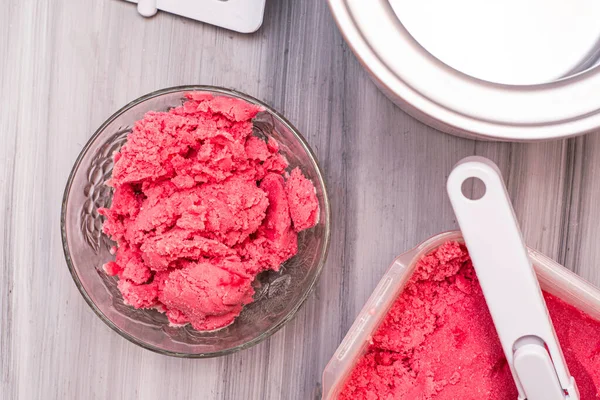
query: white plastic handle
[{"left": 447, "top": 156, "right": 579, "bottom": 400}]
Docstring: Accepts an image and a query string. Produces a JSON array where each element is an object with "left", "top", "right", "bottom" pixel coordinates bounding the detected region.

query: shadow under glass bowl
[{"left": 61, "top": 85, "right": 331, "bottom": 357}]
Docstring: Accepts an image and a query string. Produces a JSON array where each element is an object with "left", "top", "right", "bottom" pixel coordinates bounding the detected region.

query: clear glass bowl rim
[{"left": 61, "top": 85, "right": 332, "bottom": 358}]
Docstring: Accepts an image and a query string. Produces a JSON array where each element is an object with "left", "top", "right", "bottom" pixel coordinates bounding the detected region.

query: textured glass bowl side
[{"left": 61, "top": 86, "right": 331, "bottom": 357}]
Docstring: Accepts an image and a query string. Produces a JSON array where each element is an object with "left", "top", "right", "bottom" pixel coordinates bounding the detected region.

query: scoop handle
[{"left": 447, "top": 156, "right": 578, "bottom": 400}]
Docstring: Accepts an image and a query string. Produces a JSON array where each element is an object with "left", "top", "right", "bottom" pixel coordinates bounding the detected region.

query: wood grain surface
[{"left": 1, "top": 1, "right": 600, "bottom": 399}]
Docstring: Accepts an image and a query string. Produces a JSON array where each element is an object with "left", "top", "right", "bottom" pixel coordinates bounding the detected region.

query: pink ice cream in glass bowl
[{"left": 61, "top": 86, "right": 331, "bottom": 357}]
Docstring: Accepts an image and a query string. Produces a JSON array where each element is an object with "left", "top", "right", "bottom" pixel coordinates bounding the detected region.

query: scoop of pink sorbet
[
  {"left": 340, "top": 242, "right": 600, "bottom": 399},
  {"left": 286, "top": 168, "right": 319, "bottom": 232},
  {"left": 100, "top": 92, "right": 320, "bottom": 331}
]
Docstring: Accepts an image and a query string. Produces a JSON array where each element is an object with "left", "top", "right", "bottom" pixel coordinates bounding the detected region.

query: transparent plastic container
[{"left": 322, "top": 231, "right": 600, "bottom": 399}]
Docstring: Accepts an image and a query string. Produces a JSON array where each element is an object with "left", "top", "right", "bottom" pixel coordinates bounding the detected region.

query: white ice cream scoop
[{"left": 447, "top": 157, "right": 579, "bottom": 400}]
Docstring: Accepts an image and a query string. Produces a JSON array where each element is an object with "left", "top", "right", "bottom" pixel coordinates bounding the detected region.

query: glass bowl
[{"left": 61, "top": 86, "right": 331, "bottom": 357}]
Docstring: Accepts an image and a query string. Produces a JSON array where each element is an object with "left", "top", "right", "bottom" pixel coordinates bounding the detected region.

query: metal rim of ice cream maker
[
  {"left": 328, "top": 0, "right": 600, "bottom": 141},
  {"left": 321, "top": 230, "right": 600, "bottom": 399},
  {"left": 61, "top": 85, "right": 332, "bottom": 358}
]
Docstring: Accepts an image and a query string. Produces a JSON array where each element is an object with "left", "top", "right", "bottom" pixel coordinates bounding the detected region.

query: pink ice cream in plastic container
[{"left": 321, "top": 231, "right": 600, "bottom": 399}]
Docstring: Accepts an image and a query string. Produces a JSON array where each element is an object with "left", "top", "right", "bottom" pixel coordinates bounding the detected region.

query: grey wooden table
[{"left": 2, "top": 1, "right": 600, "bottom": 399}]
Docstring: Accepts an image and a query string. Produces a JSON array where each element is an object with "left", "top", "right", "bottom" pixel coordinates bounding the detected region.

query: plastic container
[{"left": 322, "top": 231, "right": 600, "bottom": 399}]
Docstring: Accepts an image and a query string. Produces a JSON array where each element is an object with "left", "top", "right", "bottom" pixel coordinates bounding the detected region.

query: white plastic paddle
[{"left": 447, "top": 156, "right": 579, "bottom": 400}]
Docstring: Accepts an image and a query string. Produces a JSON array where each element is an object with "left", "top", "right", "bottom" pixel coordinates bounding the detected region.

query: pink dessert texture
[
  {"left": 340, "top": 242, "right": 600, "bottom": 399},
  {"left": 100, "top": 92, "right": 319, "bottom": 331}
]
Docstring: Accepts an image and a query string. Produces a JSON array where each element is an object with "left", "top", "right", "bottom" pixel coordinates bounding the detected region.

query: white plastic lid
[
  {"left": 125, "top": 0, "right": 266, "bottom": 33},
  {"left": 328, "top": 0, "right": 600, "bottom": 140}
]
